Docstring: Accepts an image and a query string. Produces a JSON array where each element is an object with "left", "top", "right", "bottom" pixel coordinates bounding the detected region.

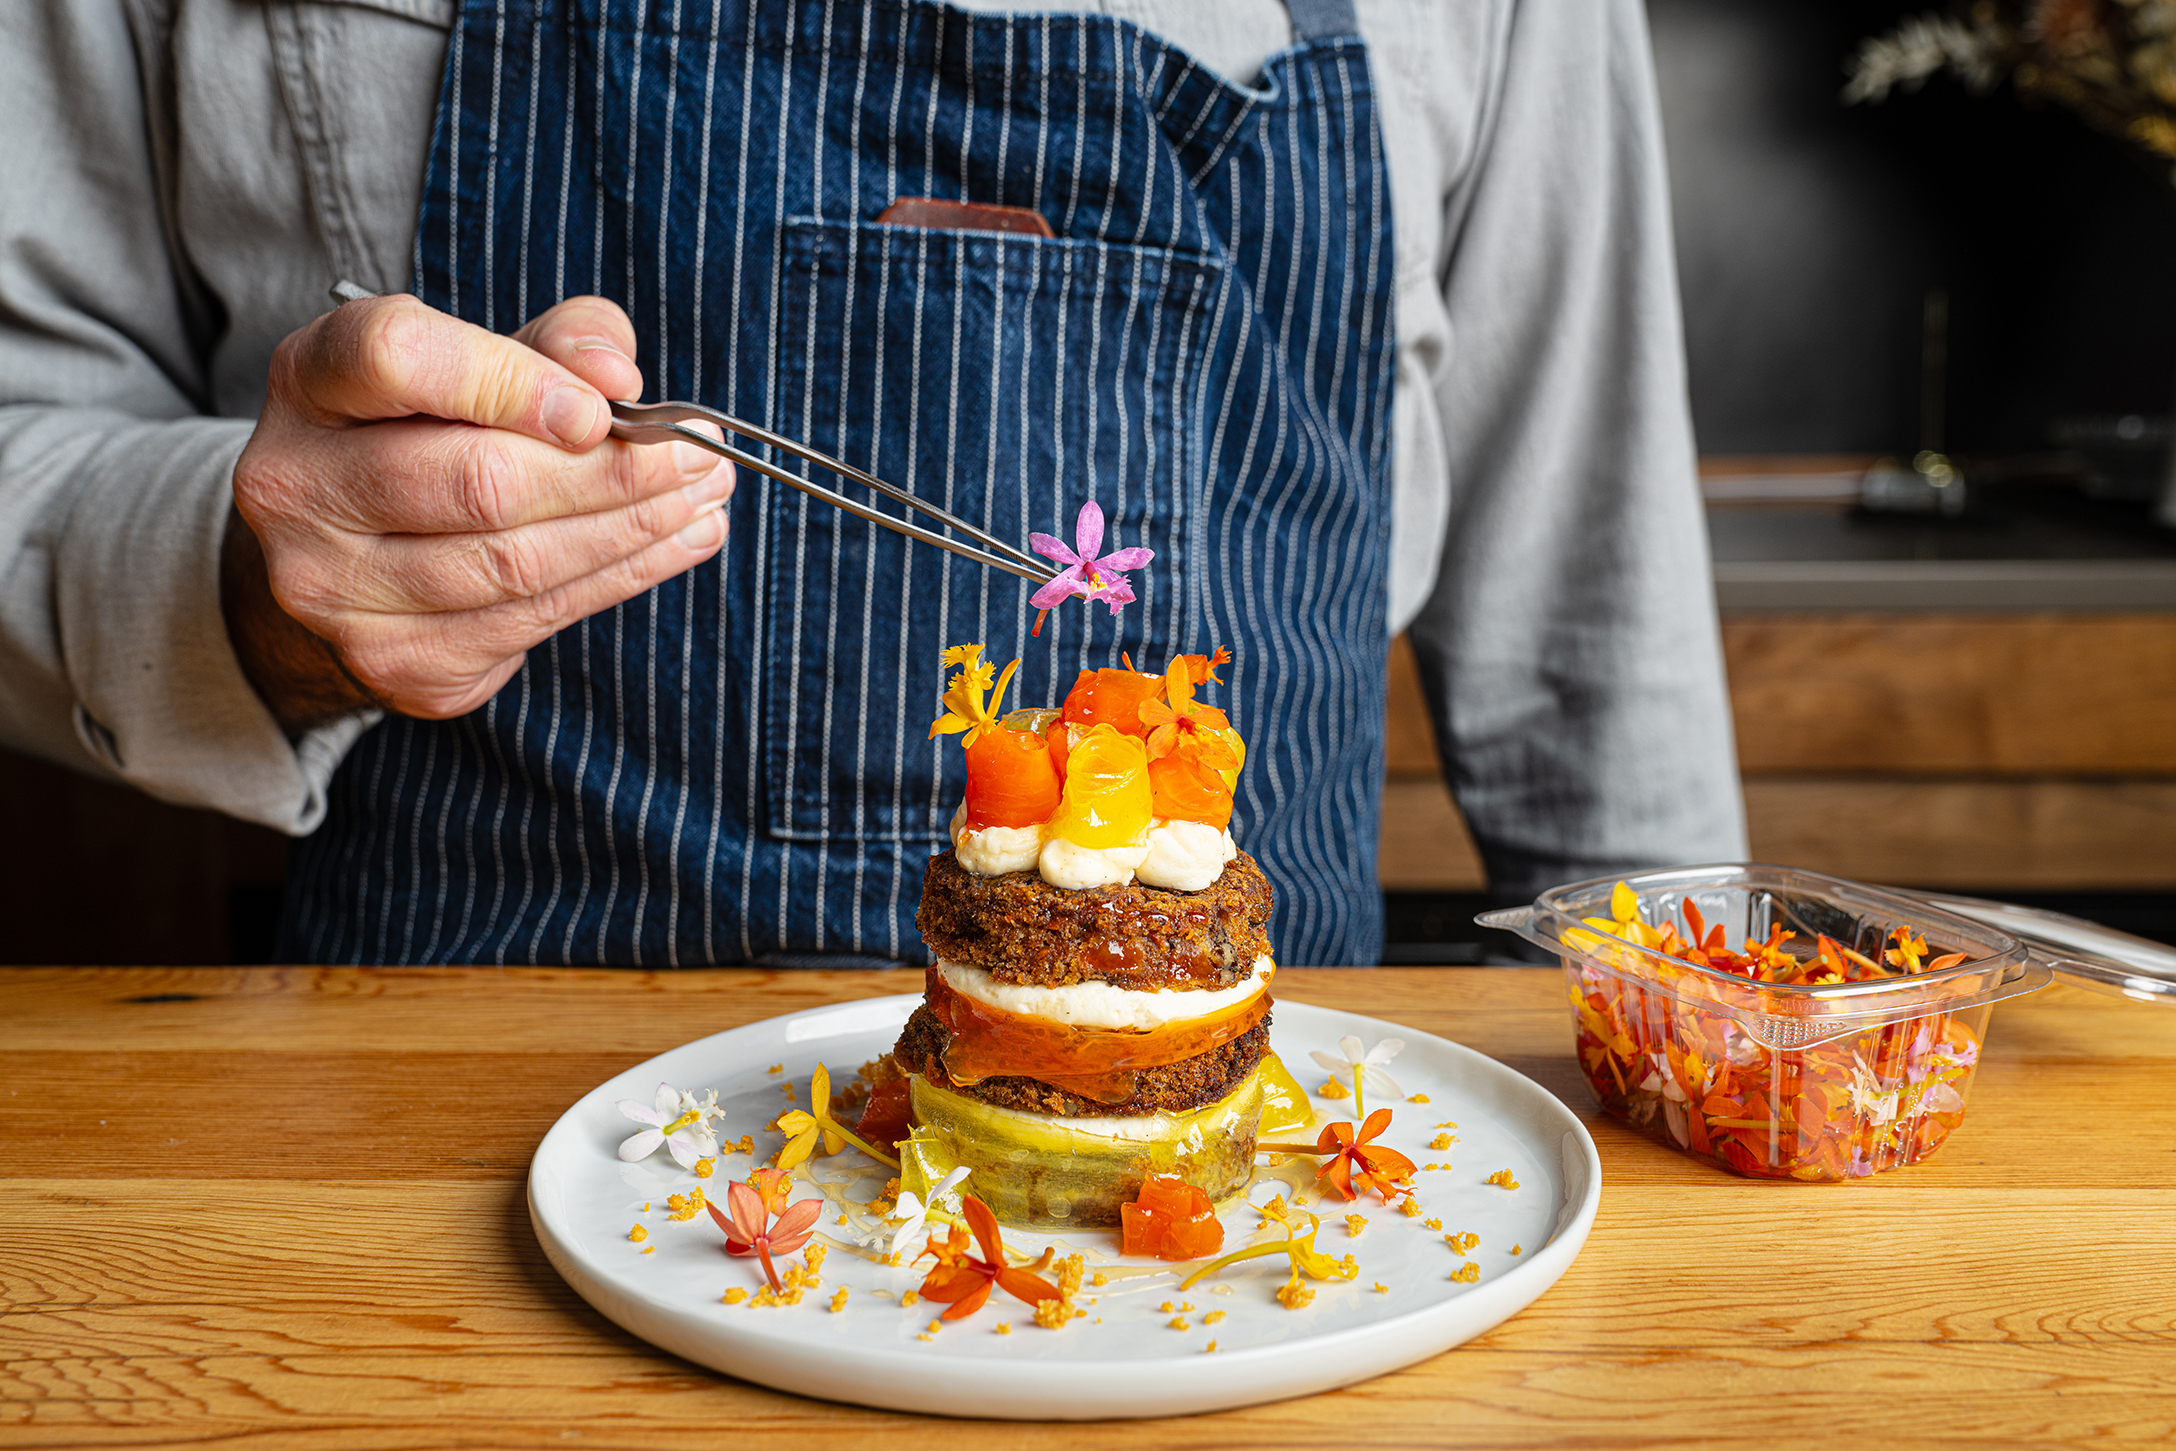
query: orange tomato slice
[
  {"left": 924, "top": 966, "right": 1271, "bottom": 1104},
  {"left": 1146, "top": 749, "right": 1234, "bottom": 828},
  {"left": 1047, "top": 724, "right": 1153, "bottom": 848},
  {"left": 964, "top": 726, "right": 1062, "bottom": 829},
  {"left": 1061, "top": 667, "right": 1164, "bottom": 737}
]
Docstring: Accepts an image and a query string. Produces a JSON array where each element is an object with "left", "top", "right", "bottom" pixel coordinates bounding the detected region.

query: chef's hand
[{"left": 223, "top": 294, "right": 731, "bottom": 732}]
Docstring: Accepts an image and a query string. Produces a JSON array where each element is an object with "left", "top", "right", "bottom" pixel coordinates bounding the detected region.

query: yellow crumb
[
  {"left": 750, "top": 1285, "right": 782, "bottom": 1307},
  {"left": 666, "top": 1188, "right": 706, "bottom": 1221},
  {"left": 628, "top": 1224, "right": 648, "bottom": 1242},
  {"left": 1407, "top": 1093, "right": 1430, "bottom": 1103},
  {"left": 1180, "top": 1302, "right": 1195, "bottom": 1313},
  {"left": 1257, "top": 1196, "right": 1289, "bottom": 1221},
  {"left": 1344, "top": 1213, "right": 1367, "bottom": 1237},
  {"left": 1340, "top": 1254, "right": 1360, "bottom": 1277},
  {"left": 1429, "top": 1133, "right": 1454, "bottom": 1151},
  {"left": 735, "top": 1134, "right": 755, "bottom": 1154},
  {"left": 995, "top": 1322, "right": 1012, "bottom": 1335},
  {"left": 1424, "top": 1217, "right": 1442, "bottom": 1230},
  {"left": 1450, "top": 1262, "right": 1479, "bottom": 1283},
  {"left": 1204, "top": 1339, "right": 1220, "bottom": 1353},
  {"left": 1372, "top": 1282, "right": 1389, "bottom": 1293},
  {"left": 1032, "top": 1296, "right": 1074, "bottom": 1330},
  {"left": 916, "top": 1331, "right": 936, "bottom": 1342},
  {"left": 1203, "top": 1310, "right": 1226, "bottom": 1325},
  {"left": 1485, "top": 1168, "right": 1520, "bottom": 1190},
  {"left": 1512, "top": 1244, "right": 1523, "bottom": 1255},
  {"left": 1318, "top": 1078, "right": 1351, "bottom": 1099},
  {"left": 781, "top": 1082, "right": 796, "bottom": 1100},
  {"left": 1168, "top": 1317, "right": 1189, "bottom": 1330},
  {"left": 722, "top": 1287, "right": 748, "bottom": 1304},
  {"left": 835, "top": 1213, "right": 848, "bottom": 1224},
  {"left": 1055, "top": 1254, "right": 1086, "bottom": 1298},
  {"left": 829, "top": 1288, "right": 849, "bottom": 1313},
  {"left": 804, "top": 1242, "right": 826, "bottom": 1275},
  {"left": 642, "top": 1202, "right": 651, "bottom": 1212},
  {"left": 767, "top": 1064, "right": 784, "bottom": 1075},
  {"left": 902, "top": 1290, "right": 920, "bottom": 1307},
  {"left": 926, "top": 1319, "right": 943, "bottom": 1334},
  {"left": 1444, "top": 1231, "right": 1479, "bottom": 1255},
  {"left": 641, "top": 1245, "right": 654, "bottom": 1254},
  {"left": 1276, "top": 1272, "right": 1315, "bottom": 1310},
  {"left": 1398, "top": 1199, "right": 1424, "bottom": 1218},
  {"left": 1436, "top": 1120, "right": 1459, "bottom": 1129},
  {"left": 694, "top": 1158, "right": 715, "bottom": 1178},
  {"left": 1090, "top": 1271, "right": 1109, "bottom": 1287},
  {"left": 1159, "top": 1300, "right": 1176, "bottom": 1313}
]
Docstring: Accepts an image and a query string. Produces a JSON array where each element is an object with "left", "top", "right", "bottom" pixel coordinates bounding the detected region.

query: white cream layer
[
  {"left": 950, "top": 803, "right": 1238, "bottom": 891},
  {"left": 937, "top": 953, "right": 1274, "bottom": 1031}
]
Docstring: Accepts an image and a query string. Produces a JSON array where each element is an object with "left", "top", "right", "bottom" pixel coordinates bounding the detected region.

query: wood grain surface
[{"left": 4, "top": 966, "right": 2173, "bottom": 1449}]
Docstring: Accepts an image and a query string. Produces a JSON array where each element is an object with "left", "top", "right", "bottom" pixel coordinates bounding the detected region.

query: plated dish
[{"left": 528, "top": 997, "right": 1601, "bottom": 1419}]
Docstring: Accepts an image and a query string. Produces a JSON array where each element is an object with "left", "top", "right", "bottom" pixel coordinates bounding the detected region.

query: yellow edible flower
[{"left": 928, "top": 644, "right": 1020, "bottom": 747}]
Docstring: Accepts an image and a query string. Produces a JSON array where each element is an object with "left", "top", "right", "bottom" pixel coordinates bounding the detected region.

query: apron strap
[{"left": 1284, "top": 0, "right": 1359, "bottom": 42}]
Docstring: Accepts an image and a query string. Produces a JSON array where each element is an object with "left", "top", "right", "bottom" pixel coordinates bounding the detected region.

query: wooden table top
[{"left": 5, "top": 965, "right": 2173, "bottom": 1448}]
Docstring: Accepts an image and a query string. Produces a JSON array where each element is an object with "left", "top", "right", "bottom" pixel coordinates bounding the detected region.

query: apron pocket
[{"left": 761, "top": 218, "right": 1223, "bottom": 845}]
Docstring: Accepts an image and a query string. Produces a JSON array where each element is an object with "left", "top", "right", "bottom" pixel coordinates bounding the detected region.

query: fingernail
[
  {"left": 571, "top": 337, "right": 632, "bottom": 363},
  {"left": 671, "top": 440, "right": 722, "bottom": 478},
  {"left": 677, "top": 507, "right": 726, "bottom": 550},
  {"left": 542, "top": 385, "right": 598, "bottom": 446},
  {"left": 682, "top": 463, "right": 734, "bottom": 505}
]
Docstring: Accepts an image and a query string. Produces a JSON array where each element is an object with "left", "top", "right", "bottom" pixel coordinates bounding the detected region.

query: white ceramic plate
[{"left": 529, "top": 994, "right": 1601, "bottom": 1420}]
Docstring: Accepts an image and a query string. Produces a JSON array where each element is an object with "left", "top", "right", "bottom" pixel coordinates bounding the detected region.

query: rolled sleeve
[{"left": 0, "top": 407, "right": 373, "bottom": 831}]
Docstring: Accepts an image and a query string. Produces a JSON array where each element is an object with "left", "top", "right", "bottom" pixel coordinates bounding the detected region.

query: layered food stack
[{"left": 888, "top": 647, "right": 1305, "bottom": 1228}]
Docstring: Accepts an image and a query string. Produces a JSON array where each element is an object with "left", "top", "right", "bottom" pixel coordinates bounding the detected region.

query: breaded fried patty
[
  {"left": 916, "top": 849, "right": 1273, "bottom": 990},
  {"left": 892, "top": 1005, "right": 1270, "bottom": 1117}
]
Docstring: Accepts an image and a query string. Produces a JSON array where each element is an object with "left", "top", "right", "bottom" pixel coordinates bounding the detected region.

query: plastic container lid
[
  {"left": 1901, "top": 891, "right": 2176, "bottom": 1007},
  {"left": 1478, "top": 864, "right": 2176, "bottom": 1050}
]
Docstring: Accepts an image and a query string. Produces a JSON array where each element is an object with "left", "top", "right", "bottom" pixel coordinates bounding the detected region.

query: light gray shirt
[{"left": 0, "top": 0, "right": 1745, "bottom": 899}]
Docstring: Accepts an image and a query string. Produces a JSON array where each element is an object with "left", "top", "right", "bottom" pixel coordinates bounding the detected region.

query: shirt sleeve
[
  {"left": 1403, "top": 0, "right": 1747, "bottom": 903},
  {"left": 0, "top": 0, "right": 374, "bottom": 833}
]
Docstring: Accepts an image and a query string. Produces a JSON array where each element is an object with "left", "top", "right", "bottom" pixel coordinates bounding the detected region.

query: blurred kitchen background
[{"left": 6, "top": 0, "right": 2176, "bottom": 964}]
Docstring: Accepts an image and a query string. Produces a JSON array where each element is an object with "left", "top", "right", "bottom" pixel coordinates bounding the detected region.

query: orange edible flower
[
  {"left": 1178, "top": 647, "right": 1232, "bottom": 686},
  {"left": 1120, "top": 1176, "right": 1227, "bottom": 1260},
  {"left": 1137, "top": 656, "right": 1236, "bottom": 763},
  {"left": 915, "top": 1196, "right": 1063, "bottom": 1322},
  {"left": 1261, "top": 1107, "right": 1416, "bottom": 1205},
  {"left": 706, "top": 1169, "right": 823, "bottom": 1292}
]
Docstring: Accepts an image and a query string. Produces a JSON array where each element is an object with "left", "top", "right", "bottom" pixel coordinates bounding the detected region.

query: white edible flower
[
  {"left": 1310, "top": 1035, "right": 1406, "bottom": 1101},
  {"left": 1847, "top": 1054, "right": 1899, "bottom": 1127},
  {"left": 616, "top": 1081, "right": 722, "bottom": 1168},
  {"left": 884, "top": 1165, "right": 973, "bottom": 1261}
]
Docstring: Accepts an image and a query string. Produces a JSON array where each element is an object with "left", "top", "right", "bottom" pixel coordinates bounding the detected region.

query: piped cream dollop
[
  {"left": 938, "top": 953, "right": 1276, "bottom": 1030},
  {"left": 949, "top": 803, "right": 1041, "bottom": 876},
  {"left": 1134, "top": 820, "right": 1240, "bottom": 892},
  {"left": 948, "top": 804, "right": 1239, "bottom": 892},
  {"left": 1037, "top": 833, "right": 1151, "bottom": 889}
]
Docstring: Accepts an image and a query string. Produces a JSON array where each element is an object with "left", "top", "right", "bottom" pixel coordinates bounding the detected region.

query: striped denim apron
[{"left": 280, "top": 0, "right": 1395, "bottom": 967}]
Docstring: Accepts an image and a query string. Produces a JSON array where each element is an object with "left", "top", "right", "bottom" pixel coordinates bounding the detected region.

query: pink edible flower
[{"left": 1028, "top": 501, "right": 1153, "bottom": 634}]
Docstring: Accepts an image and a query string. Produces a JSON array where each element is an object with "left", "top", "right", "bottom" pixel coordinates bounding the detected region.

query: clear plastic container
[{"left": 1480, "top": 865, "right": 2054, "bottom": 1181}]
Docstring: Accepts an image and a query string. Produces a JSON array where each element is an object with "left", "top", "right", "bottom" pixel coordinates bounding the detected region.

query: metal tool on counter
[{"left": 328, "top": 281, "right": 1058, "bottom": 586}]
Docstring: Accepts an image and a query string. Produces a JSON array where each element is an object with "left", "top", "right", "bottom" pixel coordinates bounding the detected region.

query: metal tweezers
[
  {"left": 607, "top": 400, "right": 1056, "bottom": 584},
  {"left": 327, "top": 280, "right": 1055, "bottom": 585}
]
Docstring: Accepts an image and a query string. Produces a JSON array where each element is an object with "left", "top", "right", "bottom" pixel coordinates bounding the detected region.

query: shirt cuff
[{"left": 54, "top": 414, "right": 375, "bottom": 834}]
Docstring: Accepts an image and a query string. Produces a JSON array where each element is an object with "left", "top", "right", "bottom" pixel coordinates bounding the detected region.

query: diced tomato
[
  {"left": 1061, "top": 667, "right": 1164, "bottom": 736},
  {"left": 855, "top": 1077, "right": 912, "bottom": 1152},
  {"left": 964, "top": 726, "right": 1062, "bottom": 828},
  {"left": 1146, "top": 750, "right": 1233, "bottom": 828},
  {"left": 1119, "top": 1175, "right": 1225, "bottom": 1261}
]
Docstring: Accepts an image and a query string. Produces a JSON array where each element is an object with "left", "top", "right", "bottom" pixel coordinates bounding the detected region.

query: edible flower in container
[{"left": 1480, "top": 864, "right": 2056, "bottom": 1181}]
